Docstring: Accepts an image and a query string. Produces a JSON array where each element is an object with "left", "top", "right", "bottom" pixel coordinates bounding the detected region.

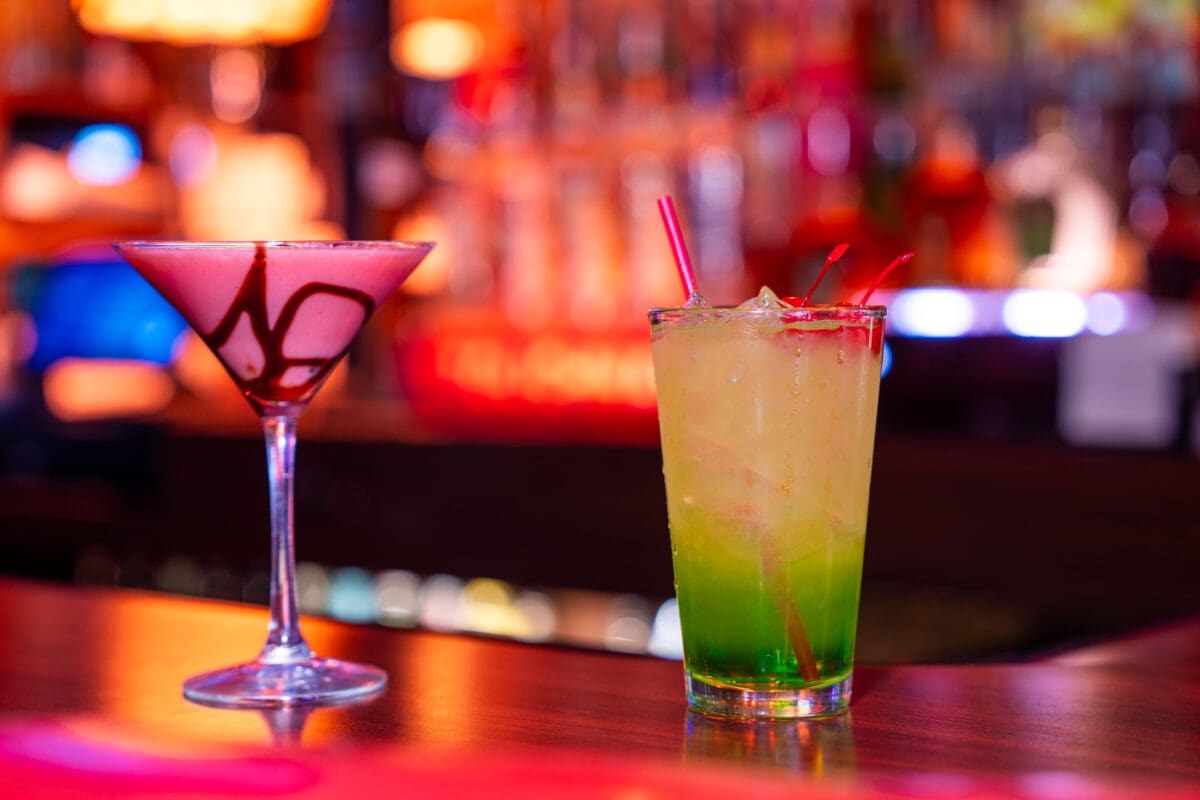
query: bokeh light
[
  {"left": 66, "top": 124, "right": 142, "bottom": 186},
  {"left": 77, "top": 544, "right": 680, "bottom": 660},
  {"left": 808, "top": 107, "right": 852, "bottom": 176},
  {"left": 168, "top": 124, "right": 218, "bottom": 187},
  {"left": 327, "top": 567, "right": 378, "bottom": 623},
  {"left": 1084, "top": 292, "right": 1127, "bottom": 337},
  {"left": 1002, "top": 290, "right": 1088, "bottom": 338},
  {"left": 647, "top": 598, "right": 683, "bottom": 660},
  {"left": 890, "top": 288, "right": 977, "bottom": 338},
  {"left": 210, "top": 47, "right": 264, "bottom": 123},
  {"left": 72, "top": 0, "right": 333, "bottom": 46},
  {"left": 0, "top": 144, "right": 77, "bottom": 221},
  {"left": 43, "top": 359, "right": 176, "bottom": 421},
  {"left": 391, "top": 17, "right": 484, "bottom": 81},
  {"left": 375, "top": 569, "right": 421, "bottom": 628}
]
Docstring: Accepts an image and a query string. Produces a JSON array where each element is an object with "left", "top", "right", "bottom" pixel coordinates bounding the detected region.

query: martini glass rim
[{"left": 114, "top": 239, "right": 435, "bottom": 252}]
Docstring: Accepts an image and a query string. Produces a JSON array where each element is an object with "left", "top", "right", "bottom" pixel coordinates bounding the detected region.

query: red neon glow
[
  {"left": 429, "top": 336, "right": 655, "bottom": 408},
  {"left": 395, "top": 318, "right": 659, "bottom": 444}
]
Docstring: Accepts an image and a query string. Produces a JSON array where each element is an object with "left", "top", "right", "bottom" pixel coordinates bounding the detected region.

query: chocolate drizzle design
[{"left": 205, "top": 243, "right": 375, "bottom": 406}]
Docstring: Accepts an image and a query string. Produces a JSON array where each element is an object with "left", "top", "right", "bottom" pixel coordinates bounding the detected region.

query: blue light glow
[
  {"left": 327, "top": 567, "right": 378, "bottom": 623},
  {"left": 26, "top": 259, "right": 187, "bottom": 371},
  {"left": 66, "top": 124, "right": 142, "bottom": 186},
  {"left": 889, "top": 288, "right": 976, "bottom": 337},
  {"left": 1002, "top": 290, "right": 1088, "bottom": 338},
  {"left": 881, "top": 340, "right": 893, "bottom": 378}
]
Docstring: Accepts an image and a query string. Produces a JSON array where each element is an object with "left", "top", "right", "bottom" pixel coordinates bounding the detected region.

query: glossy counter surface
[{"left": 0, "top": 578, "right": 1196, "bottom": 797}]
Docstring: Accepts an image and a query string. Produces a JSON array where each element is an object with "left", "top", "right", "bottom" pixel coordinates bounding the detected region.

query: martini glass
[{"left": 115, "top": 240, "right": 434, "bottom": 707}]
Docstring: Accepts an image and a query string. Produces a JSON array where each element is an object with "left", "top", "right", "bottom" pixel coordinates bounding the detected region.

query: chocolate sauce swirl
[{"left": 205, "top": 243, "right": 375, "bottom": 407}]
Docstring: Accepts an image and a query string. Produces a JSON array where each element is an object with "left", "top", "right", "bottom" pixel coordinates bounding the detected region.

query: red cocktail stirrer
[
  {"left": 799, "top": 242, "right": 850, "bottom": 306},
  {"left": 859, "top": 252, "right": 914, "bottom": 305}
]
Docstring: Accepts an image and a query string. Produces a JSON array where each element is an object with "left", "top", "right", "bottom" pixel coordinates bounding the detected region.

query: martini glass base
[{"left": 183, "top": 657, "right": 387, "bottom": 708}]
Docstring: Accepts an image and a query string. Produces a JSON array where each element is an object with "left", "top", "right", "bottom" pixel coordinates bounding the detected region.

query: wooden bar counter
[{"left": 0, "top": 577, "right": 1196, "bottom": 798}]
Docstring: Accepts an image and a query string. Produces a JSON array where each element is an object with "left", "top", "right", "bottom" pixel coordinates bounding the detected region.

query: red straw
[
  {"left": 656, "top": 196, "right": 699, "bottom": 301},
  {"left": 799, "top": 242, "right": 850, "bottom": 306},
  {"left": 859, "top": 252, "right": 914, "bottom": 305}
]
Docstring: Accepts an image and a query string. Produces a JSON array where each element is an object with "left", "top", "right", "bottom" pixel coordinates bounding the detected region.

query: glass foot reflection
[
  {"left": 183, "top": 657, "right": 387, "bottom": 708},
  {"left": 686, "top": 671, "right": 851, "bottom": 720}
]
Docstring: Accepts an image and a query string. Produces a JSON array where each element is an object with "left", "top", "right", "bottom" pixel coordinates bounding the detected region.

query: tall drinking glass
[
  {"left": 649, "top": 300, "right": 885, "bottom": 719},
  {"left": 116, "top": 240, "right": 433, "bottom": 707}
]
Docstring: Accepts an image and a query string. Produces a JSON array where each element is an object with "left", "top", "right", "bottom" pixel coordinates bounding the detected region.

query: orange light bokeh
[
  {"left": 72, "top": 0, "right": 332, "bottom": 46},
  {"left": 43, "top": 358, "right": 177, "bottom": 421},
  {"left": 390, "top": 17, "right": 484, "bottom": 81}
]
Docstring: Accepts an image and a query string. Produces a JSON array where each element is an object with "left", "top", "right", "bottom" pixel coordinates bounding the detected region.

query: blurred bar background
[{"left": 0, "top": 0, "right": 1197, "bottom": 663}]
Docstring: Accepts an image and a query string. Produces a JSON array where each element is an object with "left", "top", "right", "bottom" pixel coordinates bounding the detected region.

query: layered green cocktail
[{"left": 650, "top": 288, "right": 885, "bottom": 719}]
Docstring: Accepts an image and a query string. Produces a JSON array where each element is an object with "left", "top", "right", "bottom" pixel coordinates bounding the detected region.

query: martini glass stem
[{"left": 261, "top": 413, "right": 313, "bottom": 664}]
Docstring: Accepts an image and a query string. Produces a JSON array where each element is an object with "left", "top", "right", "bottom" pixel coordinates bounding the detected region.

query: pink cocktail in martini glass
[{"left": 116, "top": 240, "right": 434, "bottom": 707}]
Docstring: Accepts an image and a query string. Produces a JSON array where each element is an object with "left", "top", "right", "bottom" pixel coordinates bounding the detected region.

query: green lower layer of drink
[{"left": 672, "top": 505, "right": 864, "bottom": 687}]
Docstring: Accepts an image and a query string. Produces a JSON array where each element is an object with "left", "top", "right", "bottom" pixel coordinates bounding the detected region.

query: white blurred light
[
  {"left": 890, "top": 288, "right": 976, "bottom": 338},
  {"left": 66, "top": 124, "right": 141, "bottom": 185},
  {"left": 646, "top": 598, "right": 683, "bottom": 660},
  {"left": 1002, "top": 290, "right": 1087, "bottom": 338},
  {"left": 1085, "top": 292, "right": 1127, "bottom": 336},
  {"left": 605, "top": 594, "right": 652, "bottom": 653},
  {"left": 375, "top": 569, "right": 421, "bottom": 627},
  {"left": 605, "top": 616, "right": 651, "bottom": 653},
  {"left": 1006, "top": 142, "right": 1062, "bottom": 197},
  {"left": 418, "top": 573, "right": 467, "bottom": 632}
]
